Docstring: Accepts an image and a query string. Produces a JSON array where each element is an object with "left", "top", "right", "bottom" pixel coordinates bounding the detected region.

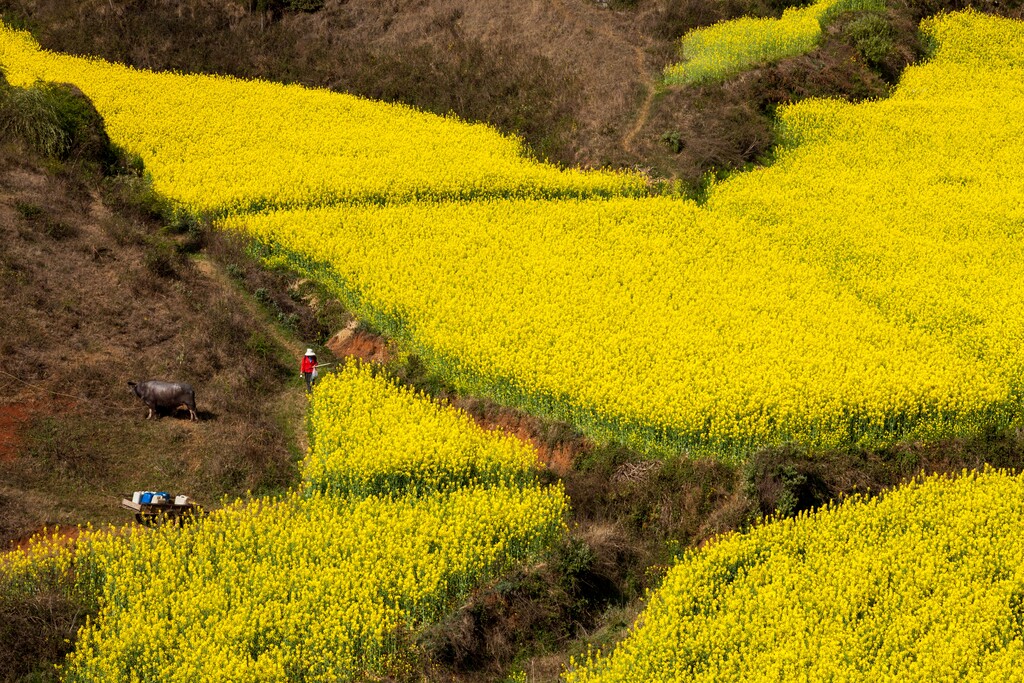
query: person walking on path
[{"left": 301, "top": 348, "right": 318, "bottom": 394}]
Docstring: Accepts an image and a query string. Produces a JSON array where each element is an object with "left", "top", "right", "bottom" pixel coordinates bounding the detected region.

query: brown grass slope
[{"left": 0, "top": 91, "right": 350, "bottom": 552}]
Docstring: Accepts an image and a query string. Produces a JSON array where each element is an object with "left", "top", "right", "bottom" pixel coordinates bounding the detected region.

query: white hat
[{"left": 305, "top": 348, "right": 316, "bottom": 356}]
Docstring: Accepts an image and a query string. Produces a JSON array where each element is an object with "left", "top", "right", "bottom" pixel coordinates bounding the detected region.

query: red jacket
[{"left": 301, "top": 356, "right": 317, "bottom": 373}]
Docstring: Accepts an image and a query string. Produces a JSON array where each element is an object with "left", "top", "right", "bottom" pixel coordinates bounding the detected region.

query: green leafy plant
[
  {"left": 661, "top": 130, "right": 685, "bottom": 154},
  {"left": 844, "top": 12, "right": 894, "bottom": 66}
]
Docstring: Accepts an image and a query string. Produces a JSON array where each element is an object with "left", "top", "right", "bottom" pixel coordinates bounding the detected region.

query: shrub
[
  {"left": 0, "top": 80, "right": 116, "bottom": 168},
  {"left": 844, "top": 11, "right": 894, "bottom": 65},
  {"left": 14, "top": 201, "right": 44, "bottom": 220},
  {"left": 0, "top": 82, "right": 69, "bottom": 158},
  {"left": 41, "top": 219, "right": 77, "bottom": 240},
  {"left": 285, "top": 0, "right": 324, "bottom": 11},
  {"left": 142, "top": 239, "right": 178, "bottom": 278},
  {"left": 235, "top": 0, "right": 324, "bottom": 13},
  {"left": 660, "top": 130, "right": 685, "bottom": 153}
]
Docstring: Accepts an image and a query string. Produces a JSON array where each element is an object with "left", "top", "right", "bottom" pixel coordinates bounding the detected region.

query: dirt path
[
  {"left": 196, "top": 259, "right": 303, "bottom": 358},
  {"left": 622, "top": 44, "right": 658, "bottom": 157},
  {"left": 193, "top": 258, "right": 310, "bottom": 455},
  {"left": 554, "top": 2, "right": 658, "bottom": 160}
]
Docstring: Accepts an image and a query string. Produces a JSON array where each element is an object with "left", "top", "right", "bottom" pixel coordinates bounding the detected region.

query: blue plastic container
[{"left": 140, "top": 492, "right": 153, "bottom": 504}]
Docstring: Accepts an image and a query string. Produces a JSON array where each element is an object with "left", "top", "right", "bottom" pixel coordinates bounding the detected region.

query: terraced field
[
  {"left": 226, "top": 12, "right": 1024, "bottom": 458},
  {"left": 4, "top": 8, "right": 1024, "bottom": 680},
  {"left": 0, "top": 24, "right": 643, "bottom": 214},
  {"left": 4, "top": 12, "right": 1024, "bottom": 461},
  {"left": 664, "top": 0, "right": 883, "bottom": 83}
]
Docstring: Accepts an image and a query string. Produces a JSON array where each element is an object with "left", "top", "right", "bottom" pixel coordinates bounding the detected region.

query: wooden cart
[{"left": 120, "top": 496, "right": 204, "bottom": 527}]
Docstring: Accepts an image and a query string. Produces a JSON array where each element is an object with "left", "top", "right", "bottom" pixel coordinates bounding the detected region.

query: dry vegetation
[{"left": 0, "top": 84, "right": 350, "bottom": 550}]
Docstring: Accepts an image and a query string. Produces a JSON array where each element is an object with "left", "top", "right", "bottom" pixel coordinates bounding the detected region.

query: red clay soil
[
  {"left": 464, "top": 407, "right": 581, "bottom": 476},
  {"left": 0, "top": 405, "right": 29, "bottom": 463},
  {"left": 10, "top": 525, "right": 80, "bottom": 553},
  {"left": 325, "top": 327, "right": 395, "bottom": 364},
  {"left": 0, "top": 402, "right": 37, "bottom": 464}
]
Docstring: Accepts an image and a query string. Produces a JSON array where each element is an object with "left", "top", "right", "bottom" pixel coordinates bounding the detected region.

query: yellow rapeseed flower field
[
  {"left": 1, "top": 9, "right": 1023, "bottom": 681},
  {"left": 224, "top": 11, "right": 1024, "bottom": 459},
  {"left": 306, "top": 364, "right": 540, "bottom": 495},
  {"left": 565, "top": 469, "right": 1024, "bottom": 682},
  {"left": 57, "top": 487, "right": 564, "bottom": 681},
  {"left": 1, "top": 364, "right": 566, "bottom": 681},
  {"left": 663, "top": 0, "right": 887, "bottom": 85},
  {"left": 5, "top": 11, "right": 1020, "bottom": 460},
  {"left": 0, "top": 23, "right": 644, "bottom": 215}
]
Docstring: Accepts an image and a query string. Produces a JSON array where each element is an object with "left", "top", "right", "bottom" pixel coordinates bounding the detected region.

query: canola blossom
[
  {"left": 306, "top": 364, "right": 539, "bottom": 495},
  {"left": 0, "top": 24, "right": 644, "bottom": 215},
  {"left": 664, "top": 0, "right": 883, "bottom": 84},
  {"left": 1, "top": 365, "right": 566, "bottom": 681},
  {"left": 223, "top": 11, "right": 1024, "bottom": 459},
  {"left": 565, "top": 469, "right": 1024, "bottom": 681},
  {"left": 61, "top": 489, "right": 564, "bottom": 681}
]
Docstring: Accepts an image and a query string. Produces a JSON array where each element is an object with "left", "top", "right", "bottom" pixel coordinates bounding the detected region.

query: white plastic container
[
  {"left": 175, "top": 495, "right": 189, "bottom": 506},
  {"left": 152, "top": 495, "right": 165, "bottom": 505},
  {"left": 132, "top": 491, "right": 142, "bottom": 504}
]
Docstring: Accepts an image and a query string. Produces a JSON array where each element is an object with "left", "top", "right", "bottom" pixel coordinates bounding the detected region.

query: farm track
[
  {"left": 622, "top": 44, "right": 657, "bottom": 157},
  {"left": 193, "top": 258, "right": 311, "bottom": 456}
]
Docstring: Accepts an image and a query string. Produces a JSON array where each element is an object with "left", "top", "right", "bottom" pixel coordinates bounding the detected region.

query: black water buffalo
[{"left": 128, "top": 380, "right": 198, "bottom": 421}]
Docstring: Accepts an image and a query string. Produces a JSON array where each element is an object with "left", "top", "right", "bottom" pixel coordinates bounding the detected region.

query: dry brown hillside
[{"left": 0, "top": 115, "right": 350, "bottom": 551}]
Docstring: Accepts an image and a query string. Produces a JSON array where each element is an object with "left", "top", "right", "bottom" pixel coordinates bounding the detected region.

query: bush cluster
[{"left": 0, "top": 72, "right": 115, "bottom": 168}]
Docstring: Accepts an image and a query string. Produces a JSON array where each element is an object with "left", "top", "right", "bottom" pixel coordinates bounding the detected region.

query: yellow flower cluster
[
  {"left": 1, "top": 366, "right": 566, "bottom": 681},
  {"left": 0, "top": 23, "right": 644, "bottom": 215},
  {"left": 663, "top": 0, "right": 883, "bottom": 84},
  {"left": 565, "top": 469, "right": 1024, "bottom": 682},
  {"left": 222, "top": 11, "right": 1024, "bottom": 459},
  {"left": 3, "top": 9, "right": 1022, "bottom": 462},
  {"left": 63, "top": 488, "right": 564, "bottom": 681},
  {"left": 306, "top": 364, "right": 539, "bottom": 495}
]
